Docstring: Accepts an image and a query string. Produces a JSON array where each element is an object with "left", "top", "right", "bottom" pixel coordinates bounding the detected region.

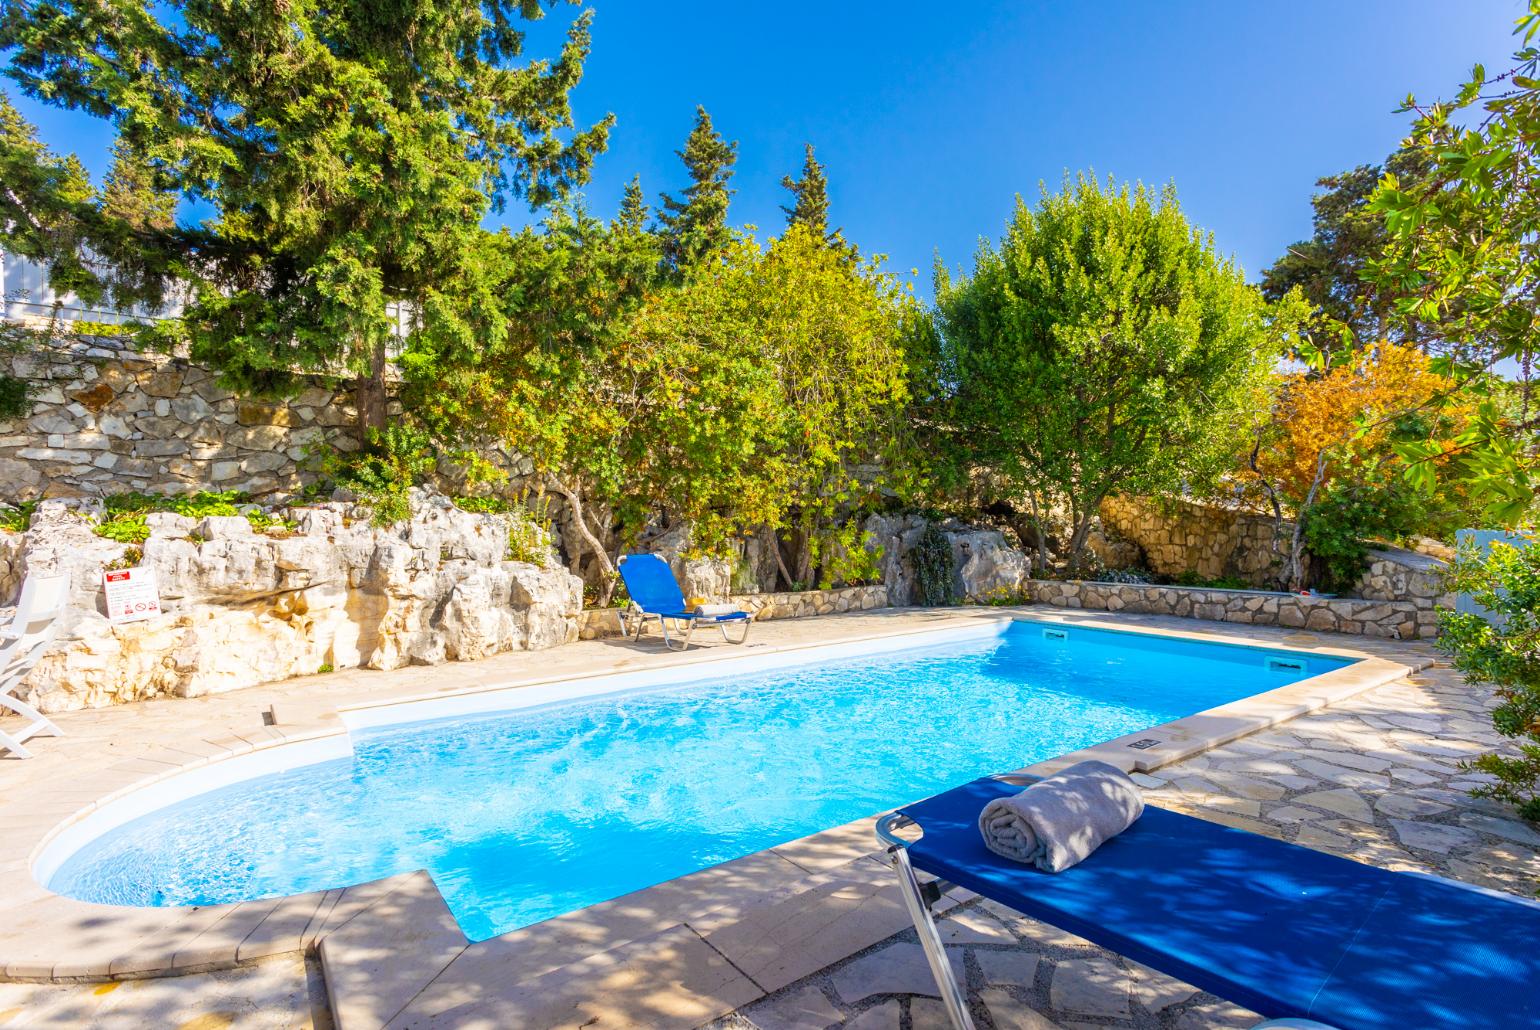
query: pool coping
[{"left": 0, "top": 607, "right": 1432, "bottom": 1006}]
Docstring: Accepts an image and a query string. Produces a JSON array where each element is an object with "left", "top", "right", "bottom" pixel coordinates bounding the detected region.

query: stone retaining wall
[
  {"left": 1025, "top": 579, "right": 1437, "bottom": 639},
  {"left": 578, "top": 584, "right": 889, "bottom": 640},
  {"left": 1, "top": 334, "right": 362, "bottom": 501},
  {"left": 1357, "top": 546, "right": 1454, "bottom": 608},
  {"left": 1098, "top": 495, "right": 1296, "bottom": 589}
]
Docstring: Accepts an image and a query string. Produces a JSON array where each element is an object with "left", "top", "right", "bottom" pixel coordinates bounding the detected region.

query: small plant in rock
[
  {"left": 93, "top": 490, "right": 280, "bottom": 543},
  {"left": 103, "top": 547, "right": 143, "bottom": 571},
  {"left": 506, "top": 508, "right": 553, "bottom": 567},
  {"left": 316, "top": 663, "right": 334, "bottom": 675},
  {"left": 1440, "top": 539, "right": 1540, "bottom": 822},
  {"left": 910, "top": 523, "right": 958, "bottom": 606},
  {"left": 0, "top": 500, "right": 38, "bottom": 534}
]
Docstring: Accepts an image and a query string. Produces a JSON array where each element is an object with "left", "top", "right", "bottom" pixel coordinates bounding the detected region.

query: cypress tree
[
  {"left": 781, "top": 143, "right": 832, "bottom": 239},
  {"left": 615, "top": 174, "right": 649, "bottom": 233},
  {"left": 658, "top": 106, "right": 737, "bottom": 268}
]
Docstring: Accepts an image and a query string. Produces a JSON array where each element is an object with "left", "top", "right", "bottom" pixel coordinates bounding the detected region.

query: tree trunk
[
  {"left": 1026, "top": 490, "right": 1051, "bottom": 575},
  {"left": 795, "top": 528, "right": 815, "bottom": 590},
  {"left": 1287, "top": 452, "right": 1331, "bottom": 593},
  {"left": 548, "top": 477, "right": 617, "bottom": 605},
  {"left": 354, "top": 337, "right": 390, "bottom": 442},
  {"left": 773, "top": 534, "right": 794, "bottom": 592}
]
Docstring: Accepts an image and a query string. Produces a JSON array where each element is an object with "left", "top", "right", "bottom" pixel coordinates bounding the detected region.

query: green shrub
[
  {"left": 325, "top": 425, "right": 434, "bottom": 526},
  {"left": 452, "top": 495, "right": 512, "bottom": 516},
  {"left": 92, "top": 489, "right": 294, "bottom": 541},
  {"left": 0, "top": 373, "right": 29, "bottom": 420},
  {"left": 96, "top": 516, "right": 151, "bottom": 544},
  {"left": 816, "top": 522, "right": 883, "bottom": 589},
  {"left": 911, "top": 523, "right": 958, "bottom": 606},
  {"left": 0, "top": 500, "right": 38, "bottom": 534},
  {"left": 1440, "top": 539, "right": 1540, "bottom": 822},
  {"left": 506, "top": 511, "right": 552, "bottom": 567}
]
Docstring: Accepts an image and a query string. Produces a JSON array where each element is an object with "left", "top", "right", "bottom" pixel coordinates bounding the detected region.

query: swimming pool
[{"left": 43, "top": 620, "right": 1351, "bottom": 942}]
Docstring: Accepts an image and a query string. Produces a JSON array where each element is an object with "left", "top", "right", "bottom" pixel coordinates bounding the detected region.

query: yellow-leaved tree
[{"left": 1249, "top": 341, "right": 1477, "bottom": 590}]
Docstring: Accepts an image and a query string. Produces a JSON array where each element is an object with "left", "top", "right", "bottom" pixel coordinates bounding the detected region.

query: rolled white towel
[
  {"left": 693, "top": 603, "right": 740, "bottom": 616},
  {"left": 978, "top": 760, "right": 1144, "bottom": 872}
]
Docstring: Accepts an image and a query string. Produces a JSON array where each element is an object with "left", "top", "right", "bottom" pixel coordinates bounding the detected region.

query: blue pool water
[{"left": 48, "top": 622, "right": 1350, "bottom": 941}]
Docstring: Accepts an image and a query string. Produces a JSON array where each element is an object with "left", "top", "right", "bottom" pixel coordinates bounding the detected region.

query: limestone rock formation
[
  {"left": 862, "top": 514, "right": 1031, "bottom": 605},
  {"left": 6, "top": 488, "right": 582, "bottom": 713}
]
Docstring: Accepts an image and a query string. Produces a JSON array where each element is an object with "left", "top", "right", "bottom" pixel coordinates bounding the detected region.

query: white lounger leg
[
  {"left": 718, "top": 619, "right": 750, "bottom": 644},
  {"left": 0, "top": 689, "right": 60, "bottom": 739},
  {"left": 0, "top": 726, "right": 32, "bottom": 759},
  {"left": 889, "top": 845, "right": 976, "bottom": 1030}
]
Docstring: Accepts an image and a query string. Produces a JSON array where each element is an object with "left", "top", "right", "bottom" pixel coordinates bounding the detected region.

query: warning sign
[{"left": 103, "top": 566, "right": 162, "bottom": 624}]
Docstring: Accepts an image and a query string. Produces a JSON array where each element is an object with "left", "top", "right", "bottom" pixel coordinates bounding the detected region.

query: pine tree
[
  {"left": 1, "top": 3, "right": 611, "bottom": 438},
  {"left": 615, "top": 174, "right": 649, "bottom": 233},
  {"left": 657, "top": 106, "right": 737, "bottom": 268},
  {"left": 0, "top": 91, "right": 98, "bottom": 301},
  {"left": 781, "top": 143, "right": 832, "bottom": 239}
]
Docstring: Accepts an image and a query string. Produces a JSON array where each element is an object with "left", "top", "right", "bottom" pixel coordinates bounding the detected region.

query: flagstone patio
[{"left": 0, "top": 609, "right": 1532, "bottom": 1029}]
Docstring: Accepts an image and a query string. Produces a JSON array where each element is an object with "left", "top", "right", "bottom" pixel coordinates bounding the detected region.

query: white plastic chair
[{"left": 0, "top": 573, "right": 70, "bottom": 758}]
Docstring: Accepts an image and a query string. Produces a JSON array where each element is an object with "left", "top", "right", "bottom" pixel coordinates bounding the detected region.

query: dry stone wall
[
  {"left": 1357, "top": 547, "right": 1454, "bottom": 608},
  {"left": 577, "top": 584, "right": 889, "bottom": 640},
  {"left": 1025, "top": 579, "right": 1438, "bottom": 639},
  {"left": 1, "top": 334, "right": 362, "bottom": 501},
  {"left": 1097, "top": 495, "right": 1296, "bottom": 588}
]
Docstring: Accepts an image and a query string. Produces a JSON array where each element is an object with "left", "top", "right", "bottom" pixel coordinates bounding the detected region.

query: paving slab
[{"left": 391, "top": 924, "right": 758, "bottom": 1030}]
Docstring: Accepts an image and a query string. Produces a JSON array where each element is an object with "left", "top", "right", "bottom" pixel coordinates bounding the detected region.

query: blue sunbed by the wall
[
  {"left": 879, "top": 775, "right": 1540, "bottom": 1030},
  {"left": 617, "top": 552, "right": 750, "bottom": 651}
]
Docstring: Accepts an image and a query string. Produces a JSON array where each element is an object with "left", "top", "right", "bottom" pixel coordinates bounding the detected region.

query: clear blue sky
[{"left": 7, "top": 1, "right": 1525, "bottom": 299}]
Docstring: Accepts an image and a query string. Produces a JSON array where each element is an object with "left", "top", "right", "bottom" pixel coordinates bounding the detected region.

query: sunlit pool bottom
[{"left": 46, "top": 620, "right": 1353, "bottom": 942}]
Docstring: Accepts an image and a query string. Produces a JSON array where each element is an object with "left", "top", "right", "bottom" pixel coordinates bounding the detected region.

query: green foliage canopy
[
  {"left": 1, "top": 0, "right": 610, "bottom": 434},
  {"left": 1260, "top": 148, "right": 1478, "bottom": 356},
  {"left": 1441, "top": 540, "right": 1540, "bottom": 821},
  {"left": 929, "top": 175, "right": 1297, "bottom": 569},
  {"left": 1369, "top": 3, "right": 1540, "bottom": 522}
]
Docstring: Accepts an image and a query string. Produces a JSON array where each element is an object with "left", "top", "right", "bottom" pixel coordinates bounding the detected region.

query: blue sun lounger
[
  {"left": 616, "top": 553, "right": 751, "bottom": 651},
  {"left": 877, "top": 775, "right": 1540, "bottom": 1030}
]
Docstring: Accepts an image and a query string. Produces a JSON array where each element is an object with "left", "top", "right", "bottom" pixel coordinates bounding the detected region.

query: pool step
[
  {"left": 321, "top": 844, "right": 951, "bottom": 1029},
  {"left": 317, "top": 871, "right": 469, "bottom": 1030}
]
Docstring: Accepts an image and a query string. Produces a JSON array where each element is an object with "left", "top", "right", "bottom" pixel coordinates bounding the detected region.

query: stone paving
[
  {"left": 712, "top": 661, "right": 1539, "bottom": 1030},
  {"left": 0, "top": 953, "right": 330, "bottom": 1029}
]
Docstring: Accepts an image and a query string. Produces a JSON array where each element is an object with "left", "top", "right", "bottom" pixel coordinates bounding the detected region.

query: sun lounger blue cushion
[
  {"left": 617, "top": 553, "right": 749, "bottom": 622},
  {"left": 898, "top": 776, "right": 1540, "bottom": 1030}
]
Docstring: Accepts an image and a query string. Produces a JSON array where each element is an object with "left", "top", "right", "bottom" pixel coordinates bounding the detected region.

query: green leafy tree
[
  {"left": 930, "top": 175, "right": 1294, "bottom": 571},
  {"left": 1261, "top": 148, "right": 1468, "bottom": 355},
  {"left": 752, "top": 225, "right": 914, "bottom": 587},
  {"left": 1369, "top": 2, "right": 1540, "bottom": 522},
  {"left": 1, "top": 0, "right": 611, "bottom": 438},
  {"left": 1440, "top": 540, "right": 1540, "bottom": 821},
  {"left": 657, "top": 106, "right": 737, "bottom": 268},
  {"left": 403, "top": 205, "right": 662, "bottom": 598}
]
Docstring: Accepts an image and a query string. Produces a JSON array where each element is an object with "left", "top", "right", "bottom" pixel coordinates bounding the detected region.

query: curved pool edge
[{"left": 0, "top": 607, "right": 1431, "bottom": 985}]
